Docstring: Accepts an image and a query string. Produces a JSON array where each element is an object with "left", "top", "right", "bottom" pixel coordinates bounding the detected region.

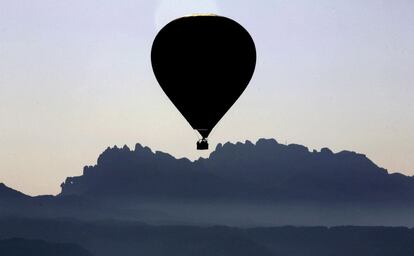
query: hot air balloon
[{"left": 151, "top": 15, "right": 256, "bottom": 150}]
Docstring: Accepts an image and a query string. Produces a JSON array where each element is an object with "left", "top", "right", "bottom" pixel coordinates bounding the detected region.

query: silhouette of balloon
[{"left": 151, "top": 15, "right": 256, "bottom": 150}]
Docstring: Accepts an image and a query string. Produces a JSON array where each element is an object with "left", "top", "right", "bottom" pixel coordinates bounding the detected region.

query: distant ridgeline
[
  {"left": 0, "top": 238, "right": 92, "bottom": 256},
  {"left": 60, "top": 138, "right": 414, "bottom": 203},
  {"left": 2, "top": 219, "right": 414, "bottom": 256}
]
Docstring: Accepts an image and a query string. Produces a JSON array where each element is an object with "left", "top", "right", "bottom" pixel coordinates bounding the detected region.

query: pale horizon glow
[{"left": 0, "top": 0, "right": 413, "bottom": 196}]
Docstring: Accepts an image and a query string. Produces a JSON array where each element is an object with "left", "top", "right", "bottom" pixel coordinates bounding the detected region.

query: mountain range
[
  {"left": 61, "top": 138, "right": 414, "bottom": 203},
  {"left": 2, "top": 138, "right": 414, "bottom": 255},
  {"left": 1, "top": 138, "right": 414, "bottom": 226}
]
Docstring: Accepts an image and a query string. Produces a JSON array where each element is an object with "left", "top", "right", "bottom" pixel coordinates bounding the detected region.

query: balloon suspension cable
[{"left": 196, "top": 129, "right": 209, "bottom": 150}]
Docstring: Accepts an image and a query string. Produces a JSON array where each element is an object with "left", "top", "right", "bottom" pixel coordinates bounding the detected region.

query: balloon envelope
[{"left": 151, "top": 15, "right": 256, "bottom": 139}]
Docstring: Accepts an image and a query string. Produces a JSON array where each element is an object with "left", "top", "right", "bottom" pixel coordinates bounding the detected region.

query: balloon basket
[{"left": 197, "top": 139, "right": 209, "bottom": 150}]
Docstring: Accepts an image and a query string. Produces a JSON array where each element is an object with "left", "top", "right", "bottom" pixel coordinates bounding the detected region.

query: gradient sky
[{"left": 1, "top": 0, "right": 413, "bottom": 196}]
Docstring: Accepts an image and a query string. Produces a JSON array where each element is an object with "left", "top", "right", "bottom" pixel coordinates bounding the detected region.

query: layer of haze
[{"left": 0, "top": 0, "right": 413, "bottom": 195}]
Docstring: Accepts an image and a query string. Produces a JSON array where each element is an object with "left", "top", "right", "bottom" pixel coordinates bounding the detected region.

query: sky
[{"left": 0, "top": 0, "right": 413, "bottom": 196}]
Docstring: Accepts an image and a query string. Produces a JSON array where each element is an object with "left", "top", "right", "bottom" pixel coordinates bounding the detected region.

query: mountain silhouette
[
  {"left": 60, "top": 138, "right": 414, "bottom": 203},
  {"left": 3, "top": 138, "right": 414, "bottom": 254},
  {"left": 0, "top": 183, "right": 29, "bottom": 200},
  {"left": 2, "top": 138, "right": 414, "bottom": 226}
]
